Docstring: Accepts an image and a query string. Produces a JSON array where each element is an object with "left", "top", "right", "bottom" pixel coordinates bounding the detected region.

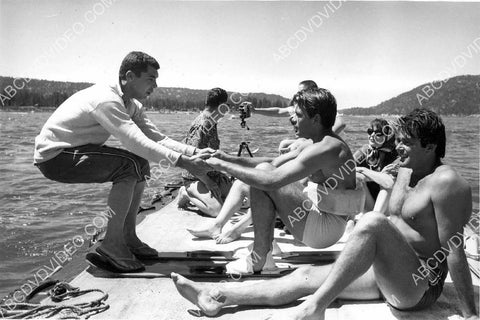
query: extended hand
[
  {"left": 206, "top": 157, "right": 224, "bottom": 170},
  {"left": 196, "top": 148, "right": 216, "bottom": 156},
  {"left": 381, "top": 162, "right": 400, "bottom": 176},
  {"left": 179, "top": 156, "right": 212, "bottom": 176},
  {"left": 211, "top": 150, "right": 230, "bottom": 160}
]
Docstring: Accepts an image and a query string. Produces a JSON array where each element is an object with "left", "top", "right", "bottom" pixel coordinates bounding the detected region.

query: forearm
[
  {"left": 448, "top": 250, "right": 477, "bottom": 317},
  {"left": 158, "top": 137, "right": 196, "bottom": 156},
  {"left": 359, "top": 168, "right": 394, "bottom": 189},
  {"left": 253, "top": 108, "right": 289, "bottom": 117},
  {"left": 221, "top": 153, "right": 273, "bottom": 168},
  {"left": 372, "top": 189, "right": 390, "bottom": 214},
  {"left": 271, "top": 149, "right": 300, "bottom": 167}
]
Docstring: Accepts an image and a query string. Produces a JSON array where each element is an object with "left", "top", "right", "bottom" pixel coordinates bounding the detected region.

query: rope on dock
[{"left": 0, "top": 282, "right": 109, "bottom": 319}]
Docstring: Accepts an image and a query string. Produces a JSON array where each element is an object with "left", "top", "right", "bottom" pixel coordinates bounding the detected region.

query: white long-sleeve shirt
[{"left": 34, "top": 81, "right": 195, "bottom": 165}]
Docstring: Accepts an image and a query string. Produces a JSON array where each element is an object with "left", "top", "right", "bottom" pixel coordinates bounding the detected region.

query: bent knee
[{"left": 355, "top": 211, "right": 389, "bottom": 233}]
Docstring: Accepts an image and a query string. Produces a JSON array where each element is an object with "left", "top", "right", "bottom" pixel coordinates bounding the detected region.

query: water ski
[
  {"left": 151, "top": 250, "right": 339, "bottom": 263},
  {"left": 86, "top": 252, "right": 296, "bottom": 279}
]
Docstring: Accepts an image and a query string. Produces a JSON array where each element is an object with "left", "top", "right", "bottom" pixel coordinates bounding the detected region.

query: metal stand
[{"left": 237, "top": 141, "right": 253, "bottom": 157}]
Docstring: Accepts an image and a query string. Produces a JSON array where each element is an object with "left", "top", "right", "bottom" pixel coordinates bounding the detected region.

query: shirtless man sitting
[
  {"left": 190, "top": 87, "right": 365, "bottom": 273},
  {"left": 172, "top": 108, "right": 477, "bottom": 319}
]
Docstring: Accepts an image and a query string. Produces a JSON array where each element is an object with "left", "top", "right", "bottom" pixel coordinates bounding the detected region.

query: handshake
[{"left": 180, "top": 148, "right": 230, "bottom": 177}]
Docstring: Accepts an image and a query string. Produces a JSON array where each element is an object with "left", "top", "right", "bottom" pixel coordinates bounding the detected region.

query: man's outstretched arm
[
  {"left": 432, "top": 169, "right": 477, "bottom": 319},
  {"left": 207, "top": 141, "right": 339, "bottom": 191},
  {"left": 211, "top": 150, "right": 273, "bottom": 168},
  {"left": 252, "top": 107, "right": 291, "bottom": 117}
]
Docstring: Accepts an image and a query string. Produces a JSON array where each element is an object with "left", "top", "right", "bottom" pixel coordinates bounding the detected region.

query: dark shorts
[
  {"left": 35, "top": 144, "right": 150, "bottom": 184},
  {"left": 389, "top": 259, "right": 447, "bottom": 311},
  {"left": 183, "top": 171, "right": 233, "bottom": 199}
]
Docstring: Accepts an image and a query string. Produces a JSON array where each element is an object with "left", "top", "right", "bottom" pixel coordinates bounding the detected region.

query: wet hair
[
  {"left": 119, "top": 51, "right": 159, "bottom": 80},
  {"left": 292, "top": 88, "right": 337, "bottom": 128},
  {"left": 298, "top": 80, "right": 318, "bottom": 90},
  {"left": 205, "top": 88, "right": 228, "bottom": 108},
  {"left": 396, "top": 108, "right": 446, "bottom": 159}
]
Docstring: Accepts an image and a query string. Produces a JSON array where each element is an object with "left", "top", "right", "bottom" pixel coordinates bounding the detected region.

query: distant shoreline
[{"left": 1, "top": 109, "right": 478, "bottom": 117}]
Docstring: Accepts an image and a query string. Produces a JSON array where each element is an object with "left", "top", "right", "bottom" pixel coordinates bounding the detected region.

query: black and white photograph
[{"left": 0, "top": 1, "right": 479, "bottom": 319}]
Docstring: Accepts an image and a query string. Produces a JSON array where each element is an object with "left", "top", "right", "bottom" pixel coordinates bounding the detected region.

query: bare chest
[{"left": 389, "top": 181, "right": 434, "bottom": 227}]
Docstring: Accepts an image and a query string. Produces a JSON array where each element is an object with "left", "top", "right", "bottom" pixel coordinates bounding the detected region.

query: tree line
[{"left": 0, "top": 76, "right": 289, "bottom": 111}]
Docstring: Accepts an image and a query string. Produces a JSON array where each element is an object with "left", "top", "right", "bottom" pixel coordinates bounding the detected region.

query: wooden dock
[{"left": 40, "top": 199, "right": 479, "bottom": 319}]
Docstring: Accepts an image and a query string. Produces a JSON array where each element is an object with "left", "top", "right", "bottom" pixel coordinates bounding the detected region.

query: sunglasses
[
  {"left": 367, "top": 128, "right": 384, "bottom": 136},
  {"left": 289, "top": 116, "right": 297, "bottom": 126}
]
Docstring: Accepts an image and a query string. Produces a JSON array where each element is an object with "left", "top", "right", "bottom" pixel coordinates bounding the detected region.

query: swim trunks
[{"left": 391, "top": 258, "right": 447, "bottom": 311}]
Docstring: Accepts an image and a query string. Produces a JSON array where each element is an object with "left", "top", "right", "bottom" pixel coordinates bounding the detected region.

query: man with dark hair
[
  {"left": 396, "top": 108, "right": 446, "bottom": 159},
  {"left": 177, "top": 87, "right": 232, "bottom": 217},
  {"left": 172, "top": 108, "right": 477, "bottom": 320},
  {"left": 298, "top": 79, "right": 318, "bottom": 91},
  {"left": 34, "top": 51, "right": 212, "bottom": 272},
  {"left": 250, "top": 80, "right": 345, "bottom": 134},
  {"left": 205, "top": 87, "right": 228, "bottom": 109},
  {"left": 188, "top": 88, "right": 365, "bottom": 273}
]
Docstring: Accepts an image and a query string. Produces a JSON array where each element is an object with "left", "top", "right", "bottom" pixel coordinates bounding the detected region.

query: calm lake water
[{"left": 0, "top": 112, "right": 478, "bottom": 298}]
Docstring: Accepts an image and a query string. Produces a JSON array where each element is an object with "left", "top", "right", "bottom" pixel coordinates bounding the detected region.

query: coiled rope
[{"left": 0, "top": 282, "right": 109, "bottom": 319}]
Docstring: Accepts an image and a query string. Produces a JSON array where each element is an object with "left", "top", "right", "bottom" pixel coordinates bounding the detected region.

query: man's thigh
[
  {"left": 265, "top": 181, "right": 313, "bottom": 240},
  {"left": 36, "top": 144, "right": 150, "bottom": 184},
  {"left": 364, "top": 213, "right": 429, "bottom": 309}
]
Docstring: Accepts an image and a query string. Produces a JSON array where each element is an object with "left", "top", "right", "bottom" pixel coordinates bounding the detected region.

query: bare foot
[
  {"left": 265, "top": 303, "right": 325, "bottom": 320},
  {"left": 187, "top": 222, "right": 222, "bottom": 239},
  {"left": 214, "top": 228, "right": 241, "bottom": 244},
  {"left": 171, "top": 272, "right": 225, "bottom": 316}
]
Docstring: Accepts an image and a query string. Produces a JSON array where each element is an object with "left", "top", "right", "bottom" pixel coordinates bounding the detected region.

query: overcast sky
[{"left": 1, "top": 0, "right": 479, "bottom": 108}]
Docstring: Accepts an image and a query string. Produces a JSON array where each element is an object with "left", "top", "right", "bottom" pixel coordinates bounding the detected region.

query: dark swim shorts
[
  {"left": 35, "top": 144, "right": 150, "bottom": 184},
  {"left": 391, "top": 259, "right": 448, "bottom": 311}
]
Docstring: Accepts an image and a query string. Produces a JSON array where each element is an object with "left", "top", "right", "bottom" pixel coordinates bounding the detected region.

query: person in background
[
  {"left": 177, "top": 88, "right": 233, "bottom": 217},
  {"left": 354, "top": 118, "right": 399, "bottom": 202},
  {"left": 263, "top": 80, "right": 346, "bottom": 153},
  {"left": 34, "top": 51, "right": 212, "bottom": 272}
]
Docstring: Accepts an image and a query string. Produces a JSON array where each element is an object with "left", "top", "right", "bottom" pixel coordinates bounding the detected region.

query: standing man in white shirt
[{"left": 34, "top": 51, "right": 212, "bottom": 272}]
